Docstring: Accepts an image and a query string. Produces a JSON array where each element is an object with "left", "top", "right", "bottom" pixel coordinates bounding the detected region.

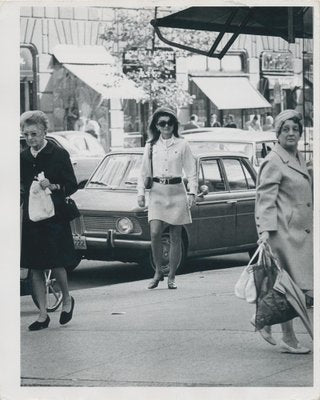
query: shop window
[{"left": 20, "top": 45, "right": 37, "bottom": 113}]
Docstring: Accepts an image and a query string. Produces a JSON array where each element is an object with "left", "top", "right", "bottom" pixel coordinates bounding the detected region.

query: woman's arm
[
  {"left": 58, "top": 150, "right": 78, "bottom": 196},
  {"left": 255, "top": 158, "right": 282, "bottom": 234},
  {"left": 182, "top": 141, "right": 198, "bottom": 195}
]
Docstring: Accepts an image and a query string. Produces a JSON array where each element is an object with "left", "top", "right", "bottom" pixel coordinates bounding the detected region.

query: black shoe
[
  {"left": 28, "top": 316, "right": 50, "bottom": 331},
  {"left": 59, "top": 296, "right": 75, "bottom": 325}
]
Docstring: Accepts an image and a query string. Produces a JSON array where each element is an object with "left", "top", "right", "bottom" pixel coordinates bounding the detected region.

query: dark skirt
[{"left": 21, "top": 215, "right": 76, "bottom": 270}]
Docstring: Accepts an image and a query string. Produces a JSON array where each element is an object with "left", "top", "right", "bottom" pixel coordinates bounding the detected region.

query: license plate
[{"left": 73, "top": 235, "right": 87, "bottom": 250}]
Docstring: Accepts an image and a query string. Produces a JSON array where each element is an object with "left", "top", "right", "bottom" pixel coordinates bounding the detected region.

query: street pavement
[{"left": 20, "top": 265, "right": 313, "bottom": 388}]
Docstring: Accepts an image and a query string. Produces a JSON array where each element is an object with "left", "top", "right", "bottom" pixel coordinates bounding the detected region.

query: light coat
[{"left": 255, "top": 143, "right": 313, "bottom": 291}]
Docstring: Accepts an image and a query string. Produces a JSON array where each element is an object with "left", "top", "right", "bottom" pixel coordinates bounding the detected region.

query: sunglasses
[{"left": 157, "top": 120, "right": 174, "bottom": 128}]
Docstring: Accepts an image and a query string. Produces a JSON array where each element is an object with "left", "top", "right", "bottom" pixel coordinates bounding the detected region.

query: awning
[
  {"left": 192, "top": 76, "right": 271, "bottom": 109},
  {"left": 151, "top": 7, "right": 312, "bottom": 58},
  {"left": 51, "top": 45, "right": 145, "bottom": 100}
]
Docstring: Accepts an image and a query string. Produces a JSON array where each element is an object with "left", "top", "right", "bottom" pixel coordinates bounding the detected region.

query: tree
[{"left": 99, "top": 8, "right": 214, "bottom": 116}]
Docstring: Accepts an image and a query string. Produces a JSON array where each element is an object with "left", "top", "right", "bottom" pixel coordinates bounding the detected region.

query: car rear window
[{"left": 188, "top": 141, "right": 253, "bottom": 159}]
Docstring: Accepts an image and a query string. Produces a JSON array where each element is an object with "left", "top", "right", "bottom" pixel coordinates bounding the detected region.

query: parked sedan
[
  {"left": 69, "top": 147, "right": 259, "bottom": 273},
  {"left": 181, "top": 127, "right": 277, "bottom": 171},
  {"left": 20, "top": 130, "right": 105, "bottom": 188}
]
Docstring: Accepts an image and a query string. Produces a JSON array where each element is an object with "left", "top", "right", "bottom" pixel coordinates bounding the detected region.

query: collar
[
  {"left": 22, "top": 140, "right": 55, "bottom": 162},
  {"left": 30, "top": 139, "right": 48, "bottom": 158},
  {"left": 273, "top": 143, "right": 310, "bottom": 178},
  {"left": 159, "top": 135, "right": 175, "bottom": 148}
]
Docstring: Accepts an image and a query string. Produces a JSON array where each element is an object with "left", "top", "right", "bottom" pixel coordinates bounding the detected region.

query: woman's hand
[
  {"left": 188, "top": 193, "right": 196, "bottom": 208},
  {"left": 39, "top": 178, "right": 51, "bottom": 190},
  {"left": 137, "top": 195, "right": 145, "bottom": 208},
  {"left": 257, "top": 231, "right": 270, "bottom": 245}
]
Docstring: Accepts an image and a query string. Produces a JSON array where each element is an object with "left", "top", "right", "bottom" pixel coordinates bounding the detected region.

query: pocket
[{"left": 288, "top": 204, "right": 310, "bottom": 229}]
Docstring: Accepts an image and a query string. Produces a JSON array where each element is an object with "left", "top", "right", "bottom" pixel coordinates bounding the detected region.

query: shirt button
[
  {"left": 305, "top": 229, "right": 311, "bottom": 233},
  {"left": 307, "top": 203, "right": 311, "bottom": 207}
]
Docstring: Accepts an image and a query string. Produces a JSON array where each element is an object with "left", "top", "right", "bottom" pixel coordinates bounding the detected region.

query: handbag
[
  {"left": 63, "top": 197, "right": 80, "bottom": 221},
  {"left": 28, "top": 179, "right": 55, "bottom": 222},
  {"left": 144, "top": 143, "right": 153, "bottom": 190},
  {"left": 253, "top": 244, "right": 298, "bottom": 330},
  {"left": 234, "top": 245, "right": 263, "bottom": 303}
]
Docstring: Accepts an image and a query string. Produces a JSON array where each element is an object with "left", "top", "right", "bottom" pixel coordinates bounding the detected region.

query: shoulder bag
[{"left": 144, "top": 143, "right": 153, "bottom": 190}]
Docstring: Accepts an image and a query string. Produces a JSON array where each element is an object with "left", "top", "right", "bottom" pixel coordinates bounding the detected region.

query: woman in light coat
[
  {"left": 254, "top": 109, "right": 313, "bottom": 354},
  {"left": 137, "top": 107, "right": 197, "bottom": 290}
]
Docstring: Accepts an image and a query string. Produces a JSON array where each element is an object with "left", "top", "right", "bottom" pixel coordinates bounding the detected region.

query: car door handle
[
  {"left": 72, "top": 161, "right": 77, "bottom": 166},
  {"left": 226, "top": 200, "right": 237, "bottom": 204}
]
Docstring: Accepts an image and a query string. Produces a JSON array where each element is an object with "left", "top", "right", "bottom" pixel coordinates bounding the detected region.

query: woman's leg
[
  {"left": 281, "top": 320, "right": 299, "bottom": 348},
  {"left": 31, "top": 269, "right": 47, "bottom": 321},
  {"left": 168, "top": 225, "right": 182, "bottom": 281},
  {"left": 53, "top": 267, "right": 72, "bottom": 312},
  {"left": 149, "top": 220, "right": 164, "bottom": 279}
]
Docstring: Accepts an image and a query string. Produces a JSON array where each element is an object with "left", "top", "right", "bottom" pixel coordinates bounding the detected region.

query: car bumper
[{"left": 73, "top": 229, "right": 151, "bottom": 251}]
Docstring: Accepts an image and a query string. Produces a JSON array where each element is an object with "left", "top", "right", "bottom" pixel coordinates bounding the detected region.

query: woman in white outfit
[{"left": 137, "top": 107, "right": 197, "bottom": 289}]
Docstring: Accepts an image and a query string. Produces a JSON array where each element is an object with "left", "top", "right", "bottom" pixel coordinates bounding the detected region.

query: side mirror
[{"left": 198, "top": 184, "right": 209, "bottom": 197}]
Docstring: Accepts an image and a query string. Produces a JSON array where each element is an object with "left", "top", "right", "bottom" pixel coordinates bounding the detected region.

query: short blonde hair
[{"left": 20, "top": 110, "right": 49, "bottom": 132}]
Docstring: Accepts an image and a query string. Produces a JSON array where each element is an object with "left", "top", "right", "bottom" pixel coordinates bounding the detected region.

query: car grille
[{"left": 83, "top": 215, "right": 142, "bottom": 234}]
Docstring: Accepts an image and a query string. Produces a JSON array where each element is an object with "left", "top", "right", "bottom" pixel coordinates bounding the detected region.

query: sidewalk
[{"left": 20, "top": 267, "right": 313, "bottom": 387}]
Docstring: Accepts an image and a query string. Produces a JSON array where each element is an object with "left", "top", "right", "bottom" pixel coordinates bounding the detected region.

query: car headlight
[{"left": 116, "top": 217, "right": 134, "bottom": 234}]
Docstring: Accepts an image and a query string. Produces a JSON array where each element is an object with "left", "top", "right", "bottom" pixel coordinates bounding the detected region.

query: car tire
[
  {"left": 65, "top": 251, "right": 83, "bottom": 273},
  {"left": 147, "top": 232, "right": 187, "bottom": 276}
]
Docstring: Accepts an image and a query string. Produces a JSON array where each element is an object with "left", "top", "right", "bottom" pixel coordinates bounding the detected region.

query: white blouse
[{"left": 137, "top": 136, "right": 198, "bottom": 196}]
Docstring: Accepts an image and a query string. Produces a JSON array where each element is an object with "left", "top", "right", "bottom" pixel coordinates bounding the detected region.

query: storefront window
[{"left": 20, "top": 45, "right": 37, "bottom": 113}]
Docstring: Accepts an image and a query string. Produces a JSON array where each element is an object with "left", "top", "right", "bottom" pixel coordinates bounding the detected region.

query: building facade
[{"left": 20, "top": 6, "right": 313, "bottom": 149}]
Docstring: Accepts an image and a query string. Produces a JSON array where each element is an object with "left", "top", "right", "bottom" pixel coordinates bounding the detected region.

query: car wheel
[
  {"left": 148, "top": 232, "right": 187, "bottom": 276},
  {"left": 65, "top": 251, "right": 83, "bottom": 273}
]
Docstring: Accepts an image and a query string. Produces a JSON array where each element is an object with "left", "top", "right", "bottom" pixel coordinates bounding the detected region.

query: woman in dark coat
[{"left": 20, "top": 110, "right": 77, "bottom": 331}]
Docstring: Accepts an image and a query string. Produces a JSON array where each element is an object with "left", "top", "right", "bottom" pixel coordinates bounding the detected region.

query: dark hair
[
  {"left": 279, "top": 116, "right": 303, "bottom": 136},
  {"left": 190, "top": 114, "right": 197, "bottom": 121},
  {"left": 20, "top": 110, "right": 49, "bottom": 132},
  {"left": 148, "top": 111, "right": 179, "bottom": 144}
]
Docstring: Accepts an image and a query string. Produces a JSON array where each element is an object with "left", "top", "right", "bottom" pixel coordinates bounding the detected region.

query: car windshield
[
  {"left": 52, "top": 133, "right": 105, "bottom": 157},
  {"left": 188, "top": 141, "right": 254, "bottom": 160},
  {"left": 87, "top": 153, "right": 142, "bottom": 189}
]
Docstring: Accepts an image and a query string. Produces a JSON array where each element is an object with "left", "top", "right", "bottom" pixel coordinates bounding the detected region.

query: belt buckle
[{"left": 160, "top": 177, "right": 167, "bottom": 184}]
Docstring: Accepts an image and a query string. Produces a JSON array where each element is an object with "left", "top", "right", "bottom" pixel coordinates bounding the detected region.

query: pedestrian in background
[
  {"left": 246, "top": 114, "right": 262, "bottom": 131},
  {"left": 210, "top": 113, "right": 221, "bottom": 127},
  {"left": 224, "top": 114, "right": 237, "bottom": 128},
  {"left": 137, "top": 107, "right": 197, "bottom": 290},
  {"left": 262, "top": 115, "right": 274, "bottom": 131},
  {"left": 254, "top": 109, "right": 313, "bottom": 353},
  {"left": 183, "top": 114, "right": 200, "bottom": 130},
  {"left": 20, "top": 110, "right": 77, "bottom": 331}
]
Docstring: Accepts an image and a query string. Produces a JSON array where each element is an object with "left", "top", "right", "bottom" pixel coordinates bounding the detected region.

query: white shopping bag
[
  {"left": 28, "top": 172, "right": 55, "bottom": 222},
  {"left": 234, "top": 244, "right": 264, "bottom": 303}
]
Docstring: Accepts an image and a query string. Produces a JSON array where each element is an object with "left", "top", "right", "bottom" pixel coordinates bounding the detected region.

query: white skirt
[{"left": 148, "top": 181, "right": 192, "bottom": 225}]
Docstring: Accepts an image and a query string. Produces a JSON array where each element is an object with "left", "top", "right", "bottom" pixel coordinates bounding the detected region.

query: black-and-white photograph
[{"left": 0, "top": 1, "right": 319, "bottom": 399}]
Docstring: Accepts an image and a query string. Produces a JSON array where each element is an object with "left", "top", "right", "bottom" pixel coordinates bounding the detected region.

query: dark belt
[{"left": 153, "top": 177, "right": 182, "bottom": 185}]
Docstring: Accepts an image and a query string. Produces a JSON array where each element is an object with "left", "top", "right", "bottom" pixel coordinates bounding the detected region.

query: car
[
  {"left": 20, "top": 130, "right": 105, "bottom": 188},
  {"left": 69, "top": 146, "right": 259, "bottom": 273},
  {"left": 181, "top": 127, "right": 277, "bottom": 171}
]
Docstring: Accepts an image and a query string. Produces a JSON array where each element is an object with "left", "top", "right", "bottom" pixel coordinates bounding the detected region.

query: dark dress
[{"left": 20, "top": 141, "right": 78, "bottom": 270}]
